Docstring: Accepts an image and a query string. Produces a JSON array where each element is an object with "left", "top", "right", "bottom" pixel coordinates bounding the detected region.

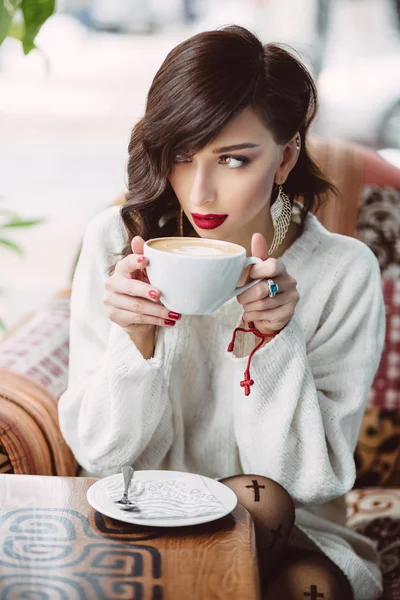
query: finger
[
  {"left": 251, "top": 233, "right": 269, "bottom": 260},
  {"left": 116, "top": 253, "right": 149, "bottom": 278},
  {"left": 109, "top": 309, "right": 178, "bottom": 329},
  {"left": 243, "top": 304, "right": 293, "bottom": 326},
  {"left": 238, "top": 276, "right": 297, "bottom": 305},
  {"left": 105, "top": 292, "right": 180, "bottom": 321},
  {"left": 107, "top": 276, "right": 160, "bottom": 301},
  {"left": 131, "top": 235, "right": 145, "bottom": 256},
  {"left": 249, "top": 257, "right": 286, "bottom": 280},
  {"left": 241, "top": 294, "right": 293, "bottom": 314},
  {"left": 237, "top": 280, "right": 270, "bottom": 306}
]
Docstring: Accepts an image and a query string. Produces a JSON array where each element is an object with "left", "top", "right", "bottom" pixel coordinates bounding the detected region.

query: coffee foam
[
  {"left": 169, "top": 246, "right": 224, "bottom": 256},
  {"left": 148, "top": 237, "right": 242, "bottom": 257}
]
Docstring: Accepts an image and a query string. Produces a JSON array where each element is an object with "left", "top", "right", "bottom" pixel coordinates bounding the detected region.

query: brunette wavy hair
[{"left": 120, "top": 25, "right": 335, "bottom": 259}]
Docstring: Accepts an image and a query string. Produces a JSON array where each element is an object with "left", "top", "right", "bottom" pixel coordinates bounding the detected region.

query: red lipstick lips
[{"left": 191, "top": 213, "right": 228, "bottom": 230}]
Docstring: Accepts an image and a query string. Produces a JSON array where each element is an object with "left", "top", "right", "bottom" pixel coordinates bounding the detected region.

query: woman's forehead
[{"left": 197, "top": 110, "right": 275, "bottom": 153}]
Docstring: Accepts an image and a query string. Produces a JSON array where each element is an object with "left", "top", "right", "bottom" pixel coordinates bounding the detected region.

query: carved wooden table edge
[{"left": 0, "top": 474, "right": 262, "bottom": 600}]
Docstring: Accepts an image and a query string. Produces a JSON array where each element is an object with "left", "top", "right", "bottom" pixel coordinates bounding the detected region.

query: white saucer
[{"left": 87, "top": 470, "right": 237, "bottom": 527}]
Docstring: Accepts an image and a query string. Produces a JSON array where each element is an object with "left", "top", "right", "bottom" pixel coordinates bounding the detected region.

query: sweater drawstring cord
[{"left": 227, "top": 322, "right": 279, "bottom": 396}]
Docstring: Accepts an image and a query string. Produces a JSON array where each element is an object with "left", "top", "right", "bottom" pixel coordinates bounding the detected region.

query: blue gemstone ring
[{"left": 267, "top": 279, "right": 279, "bottom": 298}]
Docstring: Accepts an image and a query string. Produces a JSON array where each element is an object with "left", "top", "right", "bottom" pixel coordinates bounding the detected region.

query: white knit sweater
[{"left": 59, "top": 205, "right": 385, "bottom": 600}]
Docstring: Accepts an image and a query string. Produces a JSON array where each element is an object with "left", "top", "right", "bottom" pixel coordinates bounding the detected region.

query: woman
[{"left": 59, "top": 26, "right": 385, "bottom": 600}]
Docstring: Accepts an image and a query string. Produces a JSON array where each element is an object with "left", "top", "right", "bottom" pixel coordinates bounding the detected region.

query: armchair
[{"left": 0, "top": 137, "right": 399, "bottom": 599}]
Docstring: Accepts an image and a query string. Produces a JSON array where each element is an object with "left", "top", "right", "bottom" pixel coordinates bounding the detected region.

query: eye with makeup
[
  {"left": 172, "top": 154, "right": 191, "bottom": 164},
  {"left": 172, "top": 154, "right": 251, "bottom": 169},
  {"left": 220, "top": 155, "right": 250, "bottom": 168}
]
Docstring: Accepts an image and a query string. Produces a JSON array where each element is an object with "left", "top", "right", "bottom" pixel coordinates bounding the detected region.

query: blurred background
[{"left": 1, "top": 0, "right": 400, "bottom": 337}]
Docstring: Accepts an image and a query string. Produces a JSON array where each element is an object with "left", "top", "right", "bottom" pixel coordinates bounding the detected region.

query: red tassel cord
[{"left": 227, "top": 322, "right": 279, "bottom": 396}]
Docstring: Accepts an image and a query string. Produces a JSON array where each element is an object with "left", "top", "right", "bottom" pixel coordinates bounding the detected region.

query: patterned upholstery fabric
[
  {"left": 368, "top": 280, "right": 400, "bottom": 411},
  {"left": 352, "top": 187, "right": 400, "bottom": 490},
  {"left": 357, "top": 186, "right": 400, "bottom": 278},
  {"left": 0, "top": 293, "right": 70, "bottom": 398},
  {"left": 355, "top": 407, "right": 400, "bottom": 488},
  {"left": 346, "top": 489, "right": 400, "bottom": 600}
]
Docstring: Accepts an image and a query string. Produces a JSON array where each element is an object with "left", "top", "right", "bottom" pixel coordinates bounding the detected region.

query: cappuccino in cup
[
  {"left": 143, "top": 237, "right": 262, "bottom": 315},
  {"left": 147, "top": 237, "right": 242, "bottom": 257}
]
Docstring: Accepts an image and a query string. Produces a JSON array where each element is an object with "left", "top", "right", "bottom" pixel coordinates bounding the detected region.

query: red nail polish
[
  {"left": 149, "top": 290, "right": 157, "bottom": 300},
  {"left": 137, "top": 256, "right": 145, "bottom": 263},
  {"left": 248, "top": 321, "right": 255, "bottom": 329},
  {"left": 164, "top": 319, "right": 176, "bottom": 326},
  {"left": 168, "top": 312, "right": 181, "bottom": 320}
]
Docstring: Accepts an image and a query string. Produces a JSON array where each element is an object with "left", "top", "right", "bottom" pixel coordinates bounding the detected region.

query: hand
[
  {"left": 237, "top": 233, "right": 299, "bottom": 335},
  {"left": 104, "top": 236, "right": 181, "bottom": 339}
]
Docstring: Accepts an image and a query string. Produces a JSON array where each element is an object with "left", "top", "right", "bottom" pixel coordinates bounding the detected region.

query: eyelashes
[
  {"left": 220, "top": 155, "right": 250, "bottom": 168},
  {"left": 172, "top": 154, "right": 251, "bottom": 169},
  {"left": 172, "top": 155, "right": 190, "bottom": 163}
]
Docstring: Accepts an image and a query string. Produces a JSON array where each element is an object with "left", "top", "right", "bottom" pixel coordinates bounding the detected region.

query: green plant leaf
[
  {"left": 21, "top": 0, "right": 55, "bottom": 55},
  {"left": 0, "top": 237, "right": 24, "bottom": 255},
  {"left": 0, "top": 0, "right": 21, "bottom": 44},
  {"left": 2, "top": 217, "right": 45, "bottom": 228},
  {"left": 0, "top": 319, "right": 6, "bottom": 332},
  {"left": 8, "top": 20, "right": 23, "bottom": 40},
  {"left": 0, "top": 1, "right": 13, "bottom": 45}
]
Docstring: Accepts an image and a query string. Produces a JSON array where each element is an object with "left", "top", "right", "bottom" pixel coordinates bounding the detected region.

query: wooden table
[{"left": 0, "top": 474, "right": 261, "bottom": 599}]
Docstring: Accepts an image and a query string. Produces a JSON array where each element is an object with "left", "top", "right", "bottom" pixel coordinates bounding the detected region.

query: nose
[{"left": 189, "top": 166, "right": 217, "bottom": 207}]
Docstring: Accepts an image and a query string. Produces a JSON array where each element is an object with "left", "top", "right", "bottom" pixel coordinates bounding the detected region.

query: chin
[{"left": 193, "top": 223, "right": 234, "bottom": 241}]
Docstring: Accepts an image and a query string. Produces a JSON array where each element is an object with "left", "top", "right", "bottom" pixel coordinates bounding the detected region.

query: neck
[
  {"left": 225, "top": 211, "right": 273, "bottom": 257},
  {"left": 186, "top": 209, "right": 301, "bottom": 258},
  {"left": 226, "top": 212, "right": 300, "bottom": 259},
  {"left": 270, "top": 220, "right": 301, "bottom": 258}
]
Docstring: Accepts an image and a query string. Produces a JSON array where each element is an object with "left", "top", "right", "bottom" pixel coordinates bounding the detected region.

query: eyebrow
[{"left": 212, "top": 143, "right": 260, "bottom": 153}]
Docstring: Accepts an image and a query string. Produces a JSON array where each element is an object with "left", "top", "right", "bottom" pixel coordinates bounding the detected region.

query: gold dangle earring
[
  {"left": 177, "top": 207, "right": 184, "bottom": 237},
  {"left": 269, "top": 184, "right": 292, "bottom": 255}
]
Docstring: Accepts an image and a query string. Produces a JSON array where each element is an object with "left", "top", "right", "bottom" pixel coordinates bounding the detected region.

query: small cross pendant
[{"left": 240, "top": 377, "right": 254, "bottom": 396}]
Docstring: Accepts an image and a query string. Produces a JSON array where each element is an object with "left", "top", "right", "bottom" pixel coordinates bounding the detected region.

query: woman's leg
[
  {"left": 220, "top": 474, "right": 354, "bottom": 600},
  {"left": 220, "top": 474, "right": 295, "bottom": 581},
  {"left": 264, "top": 549, "right": 354, "bottom": 600}
]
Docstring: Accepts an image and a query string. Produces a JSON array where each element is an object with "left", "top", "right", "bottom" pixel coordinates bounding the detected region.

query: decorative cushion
[
  {"left": 0, "top": 293, "right": 70, "bottom": 398},
  {"left": 368, "top": 279, "right": 400, "bottom": 410},
  {"left": 355, "top": 408, "right": 400, "bottom": 488},
  {"left": 354, "top": 280, "right": 400, "bottom": 488},
  {"left": 357, "top": 186, "right": 400, "bottom": 278},
  {"left": 354, "top": 185, "right": 400, "bottom": 490},
  {"left": 346, "top": 488, "right": 400, "bottom": 600}
]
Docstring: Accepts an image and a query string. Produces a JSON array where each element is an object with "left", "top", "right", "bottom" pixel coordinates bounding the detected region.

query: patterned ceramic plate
[{"left": 87, "top": 470, "right": 237, "bottom": 527}]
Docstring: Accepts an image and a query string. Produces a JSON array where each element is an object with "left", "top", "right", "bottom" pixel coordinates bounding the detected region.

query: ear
[{"left": 274, "top": 132, "right": 301, "bottom": 185}]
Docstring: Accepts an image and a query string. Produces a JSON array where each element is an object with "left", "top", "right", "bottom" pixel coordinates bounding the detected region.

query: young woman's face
[{"left": 168, "top": 108, "right": 287, "bottom": 248}]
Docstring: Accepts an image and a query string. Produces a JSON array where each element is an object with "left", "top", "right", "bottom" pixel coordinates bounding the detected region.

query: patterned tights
[{"left": 220, "top": 475, "right": 354, "bottom": 600}]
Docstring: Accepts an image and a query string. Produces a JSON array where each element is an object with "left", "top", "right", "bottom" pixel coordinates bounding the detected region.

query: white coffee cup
[{"left": 143, "top": 237, "right": 263, "bottom": 315}]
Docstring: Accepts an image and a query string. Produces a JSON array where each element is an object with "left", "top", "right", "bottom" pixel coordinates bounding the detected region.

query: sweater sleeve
[
  {"left": 58, "top": 208, "right": 173, "bottom": 476},
  {"left": 230, "top": 245, "right": 385, "bottom": 506}
]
